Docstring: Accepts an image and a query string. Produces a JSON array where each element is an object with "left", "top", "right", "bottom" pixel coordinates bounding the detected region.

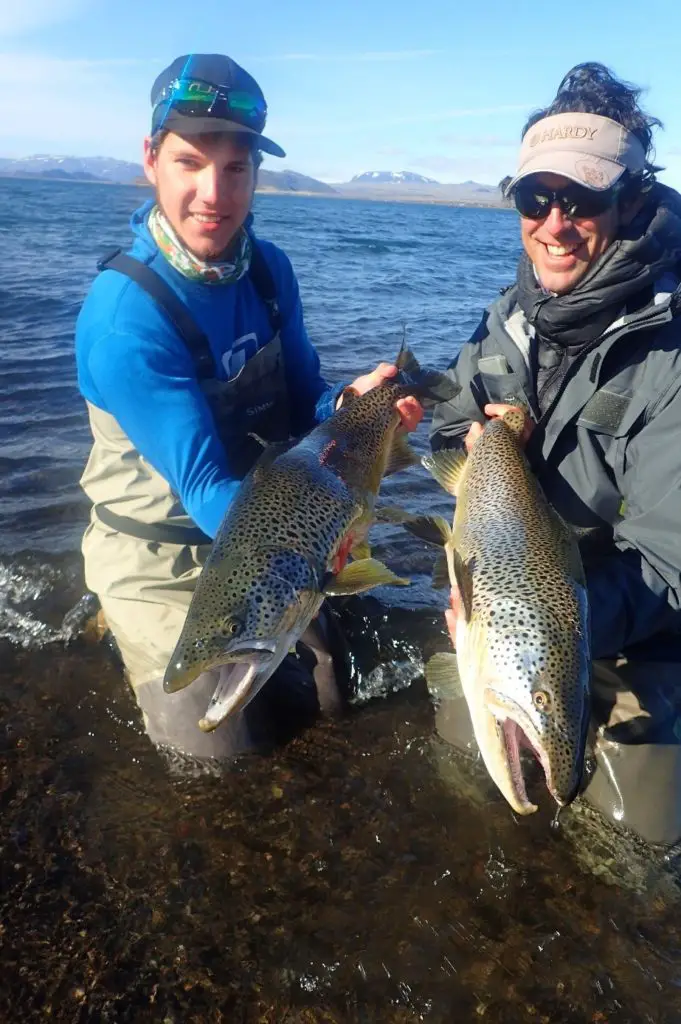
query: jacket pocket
[
  {"left": 577, "top": 388, "right": 646, "bottom": 488},
  {"left": 478, "top": 369, "right": 534, "bottom": 414}
]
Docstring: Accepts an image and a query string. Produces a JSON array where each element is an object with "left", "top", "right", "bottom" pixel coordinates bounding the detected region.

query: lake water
[{"left": 1, "top": 178, "right": 681, "bottom": 1022}]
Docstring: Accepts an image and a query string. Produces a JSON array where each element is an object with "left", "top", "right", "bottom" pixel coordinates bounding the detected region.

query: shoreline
[
  {"left": 257, "top": 186, "right": 511, "bottom": 210},
  {"left": 0, "top": 173, "right": 511, "bottom": 210},
  {"left": 256, "top": 187, "right": 510, "bottom": 210}
]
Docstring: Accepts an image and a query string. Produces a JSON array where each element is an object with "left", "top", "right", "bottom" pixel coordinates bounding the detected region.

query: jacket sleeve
[
  {"left": 430, "top": 314, "right": 490, "bottom": 451},
  {"left": 271, "top": 248, "right": 344, "bottom": 432},
  {"left": 84, "top": 326, "right": 239, "bottom": 540},
  {"left": 587, "top": 378, "right": 681, "bottom": 658}
]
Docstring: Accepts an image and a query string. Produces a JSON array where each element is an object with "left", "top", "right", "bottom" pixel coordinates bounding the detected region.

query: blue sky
[{"left": 2, "top": 0, "right": 681, "bottom": 187}]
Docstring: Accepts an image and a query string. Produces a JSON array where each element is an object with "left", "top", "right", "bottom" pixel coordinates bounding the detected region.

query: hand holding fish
[
  {"left": 444, "top": 588, "right": 461, "bottom": 646},
  {"left": 341, "top": 362, "right": 424, "bottom": 432},
  {"left": 465, "top": 404, "right": 534, "bottom": 453}
]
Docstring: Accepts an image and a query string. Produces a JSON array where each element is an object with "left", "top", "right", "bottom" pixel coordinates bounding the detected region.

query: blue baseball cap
[{"left": 150, "top": 53, "right": 285, "bottom": 158}]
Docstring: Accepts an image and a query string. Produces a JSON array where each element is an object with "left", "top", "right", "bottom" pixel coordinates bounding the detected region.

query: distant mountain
[
  {"left": 257, "top": 169, "right": 336, "bottom": 194},
  {"left": 0, "top": 155, "right": 337, "bottom": 195},
  {"left": 351, "top": 170, "right": 439, "bottom": 184},
  {"left": 0, "top": 154, "right": 144, "bottom": 184},
  {"left": 0, "top": 154, "right": 505, "bottom": 207},
  {"left": 337, "top": 175, "right": 505, "bottom": 207}
]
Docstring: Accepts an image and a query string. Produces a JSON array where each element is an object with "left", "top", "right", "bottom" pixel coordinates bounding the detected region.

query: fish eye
[
  {"left": 533, "top": 689, "right": 552, "bottom": 712},
  {"left": 222, "top": 616, "right": 241, "bottom": 636}
]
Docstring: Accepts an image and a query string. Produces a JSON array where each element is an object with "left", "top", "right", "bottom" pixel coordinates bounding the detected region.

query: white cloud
[{"left": 0, "top": 0, "right": 87, "bottom": 37}]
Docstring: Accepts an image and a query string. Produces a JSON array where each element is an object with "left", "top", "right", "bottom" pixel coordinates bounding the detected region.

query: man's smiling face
[{"left": 520, "top": 172, "right": 621, "bottom": 294}]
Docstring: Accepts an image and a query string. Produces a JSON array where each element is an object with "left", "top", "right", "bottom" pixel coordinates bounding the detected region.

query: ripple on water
[{"left": 2, "top": 181, "right": 678, "bottom": 1022}]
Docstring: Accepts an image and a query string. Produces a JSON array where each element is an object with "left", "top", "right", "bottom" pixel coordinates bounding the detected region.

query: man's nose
[
  {"left": 544, "top": 203, "right": 573, "bottom": 232},
  {"left": 196, "top": 167, "right": 220, "bottom": 204}
]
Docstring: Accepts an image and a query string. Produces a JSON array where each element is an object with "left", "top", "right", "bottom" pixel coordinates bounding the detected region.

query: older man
[{"left": 431, "top": 62, "right": 681, "bottom": 843}]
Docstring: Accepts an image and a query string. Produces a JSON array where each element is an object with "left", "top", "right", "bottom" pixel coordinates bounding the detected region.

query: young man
[
  {"left": 75, "top": 53, "right": 421, "bottom": 760},
  {"left": 430, "top": 63, "right": 681, "bottom": 843}
]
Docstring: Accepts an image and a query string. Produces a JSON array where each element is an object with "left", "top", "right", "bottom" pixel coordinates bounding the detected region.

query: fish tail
[{"left": 394, "top": 345, "right": 461, "bottom": 408}]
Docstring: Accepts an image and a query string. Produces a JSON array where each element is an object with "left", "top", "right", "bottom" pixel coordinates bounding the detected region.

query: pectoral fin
[
  {"left": 400, "top": 514, "right": 452, "bottom": 548},
  {"left": 425, "top": 652, "right": 463, "bottom": 699},
  {"left": 374, "top": 503, "right": 414, "bottom": 525},
  {"left": 422, "top": 450, "right": 467, "bottom": 497},
  {"left": 324, "top": 558, "right": 410, "bottom": 596},
  {"left": 385, "top": 432, "right": 420, "bottom": 476}
]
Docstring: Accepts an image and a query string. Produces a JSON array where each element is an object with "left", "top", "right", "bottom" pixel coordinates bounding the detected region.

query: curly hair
[{"left": 522, "top": 62, "right": 664, "bottom": 189}]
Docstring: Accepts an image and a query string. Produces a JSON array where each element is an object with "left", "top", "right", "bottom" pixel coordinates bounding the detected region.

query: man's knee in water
[{"left": 133, "top": 619, "right": 349, "bottom": 760}]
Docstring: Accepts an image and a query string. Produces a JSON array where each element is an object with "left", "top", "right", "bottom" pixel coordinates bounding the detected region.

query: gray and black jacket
[{"left": 431, "top": 184, "right": 681, "bottom": 661}]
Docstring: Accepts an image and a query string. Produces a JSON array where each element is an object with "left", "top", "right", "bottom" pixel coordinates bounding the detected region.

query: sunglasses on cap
[
  {"left": 153, "top": 77, "right": 267, "bottom": 131},
  {"left": 512, "top": 179, "right": 623, "bottom": 220}
]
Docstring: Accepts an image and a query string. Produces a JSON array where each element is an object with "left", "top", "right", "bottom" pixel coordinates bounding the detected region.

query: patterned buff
[{"left": 148, "top": 205, "right": 252, "bottom": 285}]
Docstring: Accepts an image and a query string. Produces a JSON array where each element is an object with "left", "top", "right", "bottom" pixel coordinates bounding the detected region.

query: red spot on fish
[
  {"left": 319, "top": 439, "right": 337, "bottom": 466},
  {"left": 332, "top": 534, "right": 354, "bottom": 575}
]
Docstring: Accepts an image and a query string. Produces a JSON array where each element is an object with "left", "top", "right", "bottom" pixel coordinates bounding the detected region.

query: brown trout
[
  {"left": 407, "top": 409, "right": 591, "bottom": 814},
  {"left": 163, "top": 346, "right": 459, "bottom": 732}
]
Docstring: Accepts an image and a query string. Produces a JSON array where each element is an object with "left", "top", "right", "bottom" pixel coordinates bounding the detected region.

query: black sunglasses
[{"left": 512, "top": 180, "right": 622, "bottom": 220}]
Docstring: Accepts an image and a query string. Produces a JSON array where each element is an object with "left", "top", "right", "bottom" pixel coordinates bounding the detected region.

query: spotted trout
[
  {"left": 163, "top": 346, "right": 460, "bottom": 732},
  {"left": 406, "top": 409, "right": 591, "bottom": 814}
]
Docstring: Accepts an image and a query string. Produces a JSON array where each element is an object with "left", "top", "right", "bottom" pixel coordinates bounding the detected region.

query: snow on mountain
[{"left": 350, "top": 170, "right": 440, "bottom": 184}]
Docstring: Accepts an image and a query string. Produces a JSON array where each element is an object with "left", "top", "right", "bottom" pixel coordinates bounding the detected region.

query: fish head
[
  {"left": 163, "top": 546, "right": 322, "bottom": 728},
  {"left": 481, "top": 591, "right": 591, "bottom": 811}
]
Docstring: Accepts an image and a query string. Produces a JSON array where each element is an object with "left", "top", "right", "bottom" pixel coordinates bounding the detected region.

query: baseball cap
[
  {"left": 506, "top": 112, "right": 646, "bottom": 193},
  {"left": 150, "top": 53, "right": 285, "bottom": 158}
]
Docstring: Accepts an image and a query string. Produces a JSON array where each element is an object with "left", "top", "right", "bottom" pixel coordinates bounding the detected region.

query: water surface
[{"left": 1, "top": 179, "right": 680, "bottom": 1022}]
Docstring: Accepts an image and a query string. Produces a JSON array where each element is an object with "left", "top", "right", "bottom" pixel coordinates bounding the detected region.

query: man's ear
[{"left": 143, "top": 136, "right": 158, "bottom": 188}]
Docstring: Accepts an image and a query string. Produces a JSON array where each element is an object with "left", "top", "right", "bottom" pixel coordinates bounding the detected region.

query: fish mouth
[
  {"left": 228, "top": 638, "right": 278, "bottom": 658},
  {"left": 198, "top": 647, "right": 277, "bottom": 733},
  {"left": 485, "top": 689, "right": 552, "bottom": 815},
  {"left": 163, "top": 638, "right": 278, "bottom": 695}
]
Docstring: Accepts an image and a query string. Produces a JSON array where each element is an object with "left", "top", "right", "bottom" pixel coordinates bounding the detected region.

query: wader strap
[
  {"left": 94, "top": 239, "right": 282, "bottom": 546},
  {"left": 96, "top": 249, "right": 215, "bottom": 378},
  {"left": 95, "top": 503, "right": 212, "bottom": 546},
  {"left": 97, "top": 239, "right": 282, "bottom": 376},
  {"left": 247, "top": 239, "right": 283, "bottom": 334}
]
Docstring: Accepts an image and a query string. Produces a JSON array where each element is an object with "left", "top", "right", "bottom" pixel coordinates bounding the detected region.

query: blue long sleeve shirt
[{"left": 76, "top": 201, "right": 343, "bottom": 538}]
